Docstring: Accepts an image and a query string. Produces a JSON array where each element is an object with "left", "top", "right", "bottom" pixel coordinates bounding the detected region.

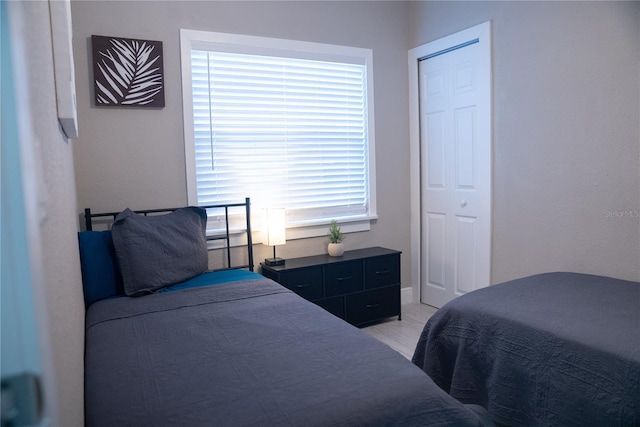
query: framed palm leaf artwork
[{"left": 92, "top": 35, "right": 165, "bottom": 108}]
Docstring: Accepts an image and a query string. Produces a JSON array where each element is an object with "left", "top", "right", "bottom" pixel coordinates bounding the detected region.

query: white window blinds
[{"left": 188, "top": 48, "right": 371, "bottom": 226}]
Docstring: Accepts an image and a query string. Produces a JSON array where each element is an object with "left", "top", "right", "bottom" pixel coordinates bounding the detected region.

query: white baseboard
[{"left": 401, "top": 287, "right": 413, "bottom": 305}]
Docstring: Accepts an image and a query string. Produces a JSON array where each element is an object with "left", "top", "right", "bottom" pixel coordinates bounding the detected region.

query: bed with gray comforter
[
  {"left": 412, "top": 272, "right": 640, "bottom": 426},
  {"left": 85, "top": 275, "right": 488, "bottom": 426}
]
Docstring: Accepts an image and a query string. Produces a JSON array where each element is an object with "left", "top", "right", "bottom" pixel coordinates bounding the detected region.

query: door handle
[
  {"left": 460, "top": 200, "right": 467, "bottom": 208},
  {"left": 0, "top": 373, "right": 43, "bottom": 426}
]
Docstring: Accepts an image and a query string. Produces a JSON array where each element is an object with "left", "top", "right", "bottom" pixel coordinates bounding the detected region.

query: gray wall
[
  {"left": 72, "top": 0, "right": 640, "bottom": 286},
  {"left": 409, "top": 1, "right": 640, "bottom": 283},
  {"left": 8, "top": 1, "right": 86, "bottom": 425},
  {"left": 71, "top": 0, "right": 413, "bottom": 284}
]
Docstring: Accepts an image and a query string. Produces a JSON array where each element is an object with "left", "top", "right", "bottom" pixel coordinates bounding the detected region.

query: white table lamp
[{"left": 263, "top": 208, "right": 286, "bottom": 266}]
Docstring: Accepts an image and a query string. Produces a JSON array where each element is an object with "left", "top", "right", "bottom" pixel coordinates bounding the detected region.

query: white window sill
[{"left": 206, "top": 215, "right": 376, "bottom": 250}]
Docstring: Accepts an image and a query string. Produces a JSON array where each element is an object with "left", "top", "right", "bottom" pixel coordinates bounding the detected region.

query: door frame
[{"left": 408, "top": 22, "right": 493, "bottom": 305}]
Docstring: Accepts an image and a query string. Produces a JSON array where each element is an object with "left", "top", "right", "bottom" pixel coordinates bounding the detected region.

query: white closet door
[{"left": 419, "top": 29, "right": 492, "bottom": 308}]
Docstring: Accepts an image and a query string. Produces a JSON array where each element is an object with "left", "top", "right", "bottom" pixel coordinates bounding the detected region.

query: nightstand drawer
[
  {"left": 364, "top": 255, "right": 400, "bottom": 289},
  {"left": 315, "top": 296, "right": 345, "bottom": 320},
  {"left": 325, "top": 261, "right": 363, "bottom": 297},
  {"left": 279, "top": 267, "right": 323, "bottom": 301},
  {"left": 345, "top": 286, "right": 400, "bottom": 326}
]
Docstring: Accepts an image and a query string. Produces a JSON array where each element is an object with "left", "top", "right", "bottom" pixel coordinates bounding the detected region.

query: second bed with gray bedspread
[{"left": 412, "top": 272, "right": 640, "bottom": 426}]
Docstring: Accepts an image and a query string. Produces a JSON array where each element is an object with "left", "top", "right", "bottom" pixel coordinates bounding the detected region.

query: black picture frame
[{"left": 91, "top": 35, "right": 165, "bottom": 108}]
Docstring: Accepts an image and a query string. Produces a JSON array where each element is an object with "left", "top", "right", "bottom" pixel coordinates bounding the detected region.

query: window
[{"left": 180, "top": 30, "right": 376, "bottom": 238}]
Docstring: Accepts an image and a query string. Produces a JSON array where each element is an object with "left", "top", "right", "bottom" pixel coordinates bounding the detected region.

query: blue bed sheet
[{"left": 159, "top": 269, "right": 262, "bottom": 293}]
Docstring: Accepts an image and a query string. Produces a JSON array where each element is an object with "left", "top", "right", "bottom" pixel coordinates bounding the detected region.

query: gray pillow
[{"left": 112, "top": 207, "right": 208, "bottom": 296}]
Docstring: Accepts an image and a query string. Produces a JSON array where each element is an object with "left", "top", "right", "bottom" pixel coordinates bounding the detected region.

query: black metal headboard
[{"left": 83, "top": 197, "right": 254, "bottom": 272}]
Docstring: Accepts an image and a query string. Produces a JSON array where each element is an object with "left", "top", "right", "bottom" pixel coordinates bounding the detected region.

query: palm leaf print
[{"left": 92, "top": 35, "right": 165, "bottom": 107}]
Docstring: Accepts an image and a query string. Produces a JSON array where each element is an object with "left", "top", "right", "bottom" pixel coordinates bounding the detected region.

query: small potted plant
[{"left": 327, "top": 220, "right": 345, "bottom": 257}]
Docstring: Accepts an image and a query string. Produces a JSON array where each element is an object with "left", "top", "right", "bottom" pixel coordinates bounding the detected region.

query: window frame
[{"left": 179, "top": 29, "right": 377, "bottom": 241}]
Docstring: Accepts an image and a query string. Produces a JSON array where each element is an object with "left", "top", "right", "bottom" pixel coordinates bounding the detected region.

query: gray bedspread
[
  {"left": 85, "top": 277, "right": 484, "bottom": 426},
  {"left": 412, "top": 272, "right": 640, "bottom": 426}
]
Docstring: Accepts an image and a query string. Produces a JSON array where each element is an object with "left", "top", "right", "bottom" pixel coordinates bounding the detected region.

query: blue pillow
[{"left": 78, "top": 230, "right": 124, "bottom": 307}]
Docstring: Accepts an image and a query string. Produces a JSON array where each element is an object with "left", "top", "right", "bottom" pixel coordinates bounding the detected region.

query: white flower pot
[{"left": 328, "top": 242, "right": 344, "bottom": 257}]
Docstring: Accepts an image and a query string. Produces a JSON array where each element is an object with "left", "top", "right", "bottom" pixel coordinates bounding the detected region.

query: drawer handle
[
  {"left": 294, "top": 283, "right": 312, "bottom": 288},
  {"left": 375, "top": 269, "right": 390, "bottom": 275},
  {"left": 365, "top": 303, "right": 381, "bottom": 309},
  {"left": 336, "top": 276, "right": 352, "bottom": 282}
]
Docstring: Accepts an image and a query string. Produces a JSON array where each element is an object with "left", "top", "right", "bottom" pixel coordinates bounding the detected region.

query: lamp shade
[{"left": 262, "top": 208, "right": 286, "bottom": 247}]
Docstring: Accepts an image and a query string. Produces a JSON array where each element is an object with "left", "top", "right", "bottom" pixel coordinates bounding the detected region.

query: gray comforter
[
  {"left": 412, "top": 272, "right": 640, "bottom": 426},
  {"left": 85, "top": 277, "right": 484, "bottom": 426}
]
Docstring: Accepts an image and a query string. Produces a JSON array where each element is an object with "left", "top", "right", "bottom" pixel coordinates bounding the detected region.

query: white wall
[
  {"left": 71, "top": 1, "right": 413, "bottom": 283},
  {"left": 5, "top": 1, "right": 86, "bottom": 425},
  {"left": 408, "top": 1, "right": 640, "bottom": 283}
]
